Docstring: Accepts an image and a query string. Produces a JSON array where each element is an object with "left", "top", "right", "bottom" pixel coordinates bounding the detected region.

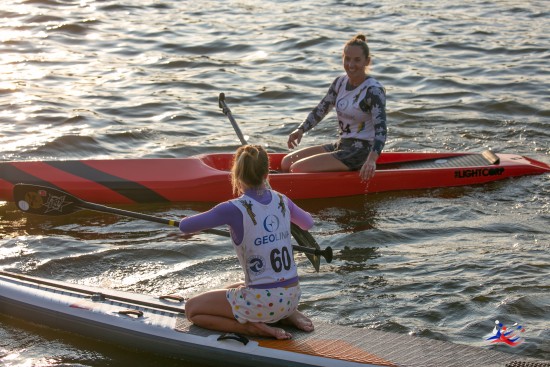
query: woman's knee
[
  {"left": 281, "top": 153, "right": 301, "bottom": 172},
  {"left": 281, "top": 155, "right": 292, "bottom": 172},
  {"left": 282, "top": 146, "right": 325, "bottom": 172},
  {"left": 288, "top": 160, "right": 305, "bottom": 173},
  {"left": 289, "top": 156, "right": 320, "bottom": 173},
  {"left": 185, "top": 295, "right": 205, "bottom": 321},
  {"left": 184, "top": 297, "right": 196, "bottom": 320}
]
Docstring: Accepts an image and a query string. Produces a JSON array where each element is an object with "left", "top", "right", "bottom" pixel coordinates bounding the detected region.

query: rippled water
[{"left": 1, "top": 0, "right": 549, "bottom": 366}]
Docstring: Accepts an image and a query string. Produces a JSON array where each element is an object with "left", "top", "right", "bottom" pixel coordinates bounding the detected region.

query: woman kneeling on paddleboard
[{"left": 179, "top": 145, "right": 314, "bottom": 340}]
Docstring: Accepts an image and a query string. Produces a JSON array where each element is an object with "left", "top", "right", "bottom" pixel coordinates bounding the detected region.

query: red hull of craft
[{"left": 1, "top": 152, "right": 548, "bottom": 204}]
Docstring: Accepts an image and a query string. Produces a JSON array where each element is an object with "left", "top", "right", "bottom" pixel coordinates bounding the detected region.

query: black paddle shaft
[
  {"left": 13, "top": 184, "right": 332, "bottom": 263},
  {"left": 218, "top": 93, "right": 332, "bottom": 270},
  {"left": 219, "top": 93, "right": 248, "bottom": 145}
]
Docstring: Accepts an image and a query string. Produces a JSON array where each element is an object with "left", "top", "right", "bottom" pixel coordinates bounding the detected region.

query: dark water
[{"left": 1, "top": 0, "right": 549, "bottom": 366}]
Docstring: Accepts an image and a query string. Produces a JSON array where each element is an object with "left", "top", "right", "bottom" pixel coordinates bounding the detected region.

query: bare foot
[
  {"left": 248, "top": 322, "right": 293, "bottom": 340},
  {"left": 282, "top": 310, "right": 314, "bottom": 332}
]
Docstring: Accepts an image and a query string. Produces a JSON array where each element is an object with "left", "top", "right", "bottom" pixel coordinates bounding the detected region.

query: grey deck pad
[
  {"left": 379, "top": 153, "right": 497, "bottom": 170},
  {"left": 175, "top": 315, "right": 548, "bottom": 367}
]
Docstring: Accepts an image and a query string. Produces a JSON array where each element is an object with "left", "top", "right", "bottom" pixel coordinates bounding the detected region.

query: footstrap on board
[
  {"left": 482, "top": 150, "right": 500, "bottom": 165},
  {"left": 217, "top": 333, "right": 250, "bottom": 345}
]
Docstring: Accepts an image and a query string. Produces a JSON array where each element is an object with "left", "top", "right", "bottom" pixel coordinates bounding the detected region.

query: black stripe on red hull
[
  {"left": 47, "top": 161, "right": 169, "bottom": 203},
  {"left": 1, "top": 161, "right": 169, "bottom": 203}
]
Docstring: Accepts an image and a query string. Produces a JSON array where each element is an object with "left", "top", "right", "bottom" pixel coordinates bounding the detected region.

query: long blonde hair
[{"left": 231, "top": 145, "right": 269, "bottom": 195}]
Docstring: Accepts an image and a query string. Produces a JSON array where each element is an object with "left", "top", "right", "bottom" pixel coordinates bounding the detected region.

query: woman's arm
[
  {"left": 288, "top": 199, "right": 314, "bottom": 230},
  {"left": 179, "top": 202, "right": 245, "bottom": 244},
  {"left": 363, "top": 86, "right": 387, "bottom": 155},
  {"left": 298, "top": 76, "right": 343, "bottom": 133},
  {"left": 359, "top": 86, "right": 387, "bottom": 181}
]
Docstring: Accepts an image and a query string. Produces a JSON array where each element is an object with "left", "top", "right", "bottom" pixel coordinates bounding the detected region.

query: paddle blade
[
  {"left": 291, "top": 223, "right": 321, "bottom": 272},
  {"left": 13, "top": 184, "right": 83, "bottom": 216}
]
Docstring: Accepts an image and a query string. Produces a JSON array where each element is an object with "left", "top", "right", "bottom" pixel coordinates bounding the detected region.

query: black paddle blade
[
  {"left": 14, "top": 184, "right": 84, "bottom": 216},
  {"left": 291, "top": 223, "right": 321, "bottom": 272}
]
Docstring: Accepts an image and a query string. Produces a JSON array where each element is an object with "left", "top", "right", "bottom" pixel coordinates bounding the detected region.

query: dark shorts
[{"left": 323, "top": 138, "right": 373, "bottom": 170}]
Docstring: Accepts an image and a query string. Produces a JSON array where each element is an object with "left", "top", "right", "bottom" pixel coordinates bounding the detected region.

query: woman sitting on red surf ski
[{"left": 282, "top": 34, "right": 387, "bottom": 182}]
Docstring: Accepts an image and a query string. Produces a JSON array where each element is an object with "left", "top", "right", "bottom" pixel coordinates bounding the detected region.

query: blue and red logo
[{"left": 485, "top": 320, "right": 525, "bottom": 347}]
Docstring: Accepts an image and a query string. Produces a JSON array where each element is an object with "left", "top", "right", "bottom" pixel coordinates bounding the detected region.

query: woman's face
[{"left": 343, "top": 45, "right": 369, "bottom": 79}]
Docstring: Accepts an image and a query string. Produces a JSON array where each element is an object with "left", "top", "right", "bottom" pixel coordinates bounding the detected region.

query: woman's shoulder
[
  {"left": 216, "top": 200, "right": 242, "bottom": 214},
  {"left": 366, "top": 75, "right": 384, "bottom": 88},
  {"left": 332, "top": 74, "right": 348, "bottom": 84},
  {"left": 328, "top": 74, "right": 348, "bottom": 94},
  {"left": 271, "top": 190, "right": 301, "bottom": 210},
  {"left": 270, "top": 189, "right": 288, "bottom": 200}
]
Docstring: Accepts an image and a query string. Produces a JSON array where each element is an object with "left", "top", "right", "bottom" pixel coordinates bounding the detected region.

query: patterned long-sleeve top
[{"left": 298, "top": 74, "right": 387, "bottom": 155}]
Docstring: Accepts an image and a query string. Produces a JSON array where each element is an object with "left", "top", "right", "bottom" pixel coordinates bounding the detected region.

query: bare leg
[
  {"left": 281, "top": 145, "right": 327, "bottom": 172},
  {"left": 185, "top": 289, "right": 292, "bottom": 340},
  {"left": 280, "top": 310, "right": 314, "bottom": 332},
  {"left": 290, "top": 152, "right": 349, "bottom": 173}
]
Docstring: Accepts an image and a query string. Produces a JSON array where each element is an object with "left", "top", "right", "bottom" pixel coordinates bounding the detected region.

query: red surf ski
[{"left": 1, "top": 150, "right": 548, "bottom": 204}]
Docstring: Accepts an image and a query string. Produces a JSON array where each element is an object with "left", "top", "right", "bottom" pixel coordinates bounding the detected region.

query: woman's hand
[
  {"left": 359, "top": 152, "right": 378, "bottom": 181},
  {"left": 287, "top": 128, "right": 304, "bottom": 149}
]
